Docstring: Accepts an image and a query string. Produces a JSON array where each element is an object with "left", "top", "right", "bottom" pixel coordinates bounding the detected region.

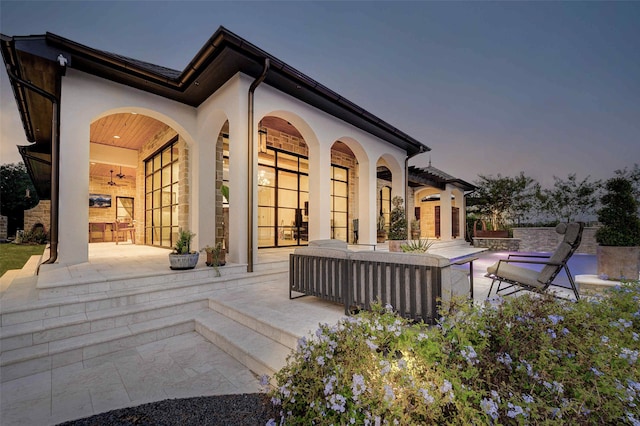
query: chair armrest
[
  {"left": 507, "top": 254, "right": 550, "bottom": 260},
  {"left": 498, "top": 259, "right": 562, "bottom": 266}
]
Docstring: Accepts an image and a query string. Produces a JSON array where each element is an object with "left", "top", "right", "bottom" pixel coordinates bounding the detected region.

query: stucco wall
[{"left": 54, "top": 68, "right": 411, "bottom": 266}]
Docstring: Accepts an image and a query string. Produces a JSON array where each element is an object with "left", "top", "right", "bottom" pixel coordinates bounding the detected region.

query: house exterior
[{"left": 1, "top": 27, "right": 473, "bottom": 270}]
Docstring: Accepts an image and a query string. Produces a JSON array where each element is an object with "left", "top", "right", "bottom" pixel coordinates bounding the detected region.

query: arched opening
[
  {"left": 415, "top": 186, "right": 461, "bottom": 240},
  {"left": 376, "top": 163, "right": 393, "bottom": 232},
  {"left": 330, "top": 141, "right": 358, "bottom": 243},
  {"left": 88, "top": 112, "right": 188, "bottom": 249},
  {"left": 257, "top": 116, "right": 309, "bottom": 248}
]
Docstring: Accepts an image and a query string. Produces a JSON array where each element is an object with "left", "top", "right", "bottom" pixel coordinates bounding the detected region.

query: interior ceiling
[
  {"left": 89, "top": 113, "right": 169, "bottom": 179},
  {"left": 90, "top": 113, "right": 169, "bottom": 150}
]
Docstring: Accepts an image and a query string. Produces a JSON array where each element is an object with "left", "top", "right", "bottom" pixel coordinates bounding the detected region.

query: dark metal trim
[{"left": 4, "top": 63, "right": 59, "bottom": 265}]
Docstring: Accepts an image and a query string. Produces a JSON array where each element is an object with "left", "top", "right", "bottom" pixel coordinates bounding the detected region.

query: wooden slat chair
[
  {"left": 88, "top": 222, "right": 107, "bottom": 243},
  {"left": 114, "top": 220, "right": 136, "bottom": 245},
  {"left": 486, "top": 222, "right": 584, "bottom": 301}
]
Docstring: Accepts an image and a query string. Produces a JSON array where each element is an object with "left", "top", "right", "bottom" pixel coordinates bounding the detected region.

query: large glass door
[
  {"left": 144, "top": 138, "right": 179, "bottom": 247},
  {"left": 258, "top": 148, "right": 308, "bottom": 248}
]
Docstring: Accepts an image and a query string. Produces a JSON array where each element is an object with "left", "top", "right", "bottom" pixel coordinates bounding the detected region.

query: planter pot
[
  {"left": 411, "top": 231, "right": 421, "bottom": 240},
  {"left": 377, "top": 232, "right": 387, "bottom": 243},
  {"left": 388, "top": 240, "right": 405, "bottom": 252},
  {"left": 206, "top": 249, "right": 226, "bottom": 267},
  {"left": 597, "top": 245, "right": 640, "bottom": 281},
  {"left": 169, "top": 252, "right": 199, "bottom": 270}
]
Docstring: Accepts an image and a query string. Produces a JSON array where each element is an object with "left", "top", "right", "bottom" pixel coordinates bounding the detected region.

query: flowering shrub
[{"left": 268, "top": 282, "right": 640, "bottom": 425}]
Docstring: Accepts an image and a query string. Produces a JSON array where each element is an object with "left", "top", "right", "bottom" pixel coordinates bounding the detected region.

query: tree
[
  {"left": 538, "top": 174, "right": 601, "bottom": 223},
  {"left": 469, "top": 172, "right": 539, "bottom": 230},
  {"left": 387, "top": 196, "right": 407, "bottom": 240},
  {"left": 614, "top": 164, "right": 640, "bottom": 201},
  {"left": 0, "top": 162, "right": 39, "bottom": 237},
  {"left": 595, "top": 176, "right": 640, "bottom": 246}
]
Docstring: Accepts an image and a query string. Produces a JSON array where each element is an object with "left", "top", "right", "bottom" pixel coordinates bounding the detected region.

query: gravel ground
[{"left": 58, "top": 393, "right": 279, "bottom": 426}]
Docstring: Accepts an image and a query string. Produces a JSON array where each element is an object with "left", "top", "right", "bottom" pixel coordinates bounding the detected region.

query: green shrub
[
  {"left": 268, "top": 284, "right": 640, "bottom": 425},
  {"left": 20, "top": 228, "right": 48, "bottom": 244},
  {"left": 400, "top": 238, "right": 434, "bottom": 253}
]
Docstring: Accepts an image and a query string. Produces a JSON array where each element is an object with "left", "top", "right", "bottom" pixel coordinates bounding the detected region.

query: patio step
[
  {"left": 208, "top": 298, "right": 299, "bottom": 350},
  {"left": 1, "top": 268, "right": 288, "bottom": 327},
  {"left": 0, "top": 311, "right": 199, "bottom": 383},
  {"left": 194, "top": 309, "right": 293, "bottom": 380},
  {"left": 0, "top": 292, "right": 298, "bottom": 384},
  {"left": 0, "top": 268, "right": 288, "bottom": 358},
  {"left": 0, "top": 296, "right": 210, "bottom": 353},
  {"left": 36, "top": 262, "right": 250, "bottom": 299}
]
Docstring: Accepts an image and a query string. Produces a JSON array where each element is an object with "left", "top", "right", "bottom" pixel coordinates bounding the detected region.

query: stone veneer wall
[
  {"left": 513, "top": 226, "right": 599, "bottom": 254},
  {"left": 23, "top": 201, "right": 51, "bottom": 235},
  {"left": 473, "top": 237, "right": 521, "bottom": 251},
  {"left": 0, "top": 215, "right": 8, "bottom": 239},
  {"left": 215, "top": 129, "right": 226, "bottom": 249}
]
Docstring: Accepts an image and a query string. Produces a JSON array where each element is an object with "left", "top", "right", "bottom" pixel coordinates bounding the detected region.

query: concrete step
[
  {"left": 194, "top": 309, "right": 293, "bottom": 380},
  {"left": 208, "top": 298, "right": 299, "bottom": 350},
  {"left": 1, "top": 268, "right": 288, "bottom": 327},
  {"left": 36, "top": 262, "right": 250, "bottom": 299},
  {"left": 0, "top": 311, "right": 198, "bottom": 383},
  {"left": 0, "top": 297, "right": 210, "bottom": 353}
]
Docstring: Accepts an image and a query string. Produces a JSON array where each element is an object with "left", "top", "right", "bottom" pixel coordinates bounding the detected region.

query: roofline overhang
[{"left": 4, "top": 27, "right": 430, "bottom": 156}]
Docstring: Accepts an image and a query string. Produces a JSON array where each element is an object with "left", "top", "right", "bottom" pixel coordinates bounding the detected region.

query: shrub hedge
[{"left": 268, "top": 283, "right": 640, "bottom": 425}]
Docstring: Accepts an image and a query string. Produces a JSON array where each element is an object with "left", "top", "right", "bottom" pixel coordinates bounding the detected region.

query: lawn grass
[{"left": 0, "top": 244, "right": 46, "bottom": 277}]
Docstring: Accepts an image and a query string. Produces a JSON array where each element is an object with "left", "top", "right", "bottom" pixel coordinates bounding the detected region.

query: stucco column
[
  {"left": 440, "top": 185, "right": 453, "bottom": 241},
  {"left": 193, "top": 121, "right": 220, "bottom": 251},
  {"left": 362, "top": 160, "right": 378, "bottom": 245},
  {"left": 308, "top": 141, "right": 331, "bottom": 241},
  {"left": 453, "top": 188, "right": 466, "bottom": 239},
  {"left": 227, "top": 103, "right": 249, "bottom": 266},
  {"left": 391, "top": 167, "right": 405, "bottom": 202},
  {"left": 58, "top": 93, "right": 91, "bottom": 265}
]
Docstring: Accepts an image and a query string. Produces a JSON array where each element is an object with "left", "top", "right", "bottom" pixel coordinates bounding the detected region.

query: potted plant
[
  {"left": 376, "top": 214, "right": 387, "bottom": 243},
  {"left": 595, "top": 176, "right": 640, "bottom": 281},
  {"left": 169, "top": 229, "right": 199, "bottom": 270},
  {"left": 202, "top": 242, "right": 226, "bottom": 267},
  {"left": 388, "top": 196, "right": 407, "bottom": 252},
  {"left": 410, "top": 218, "right": 421, "bottom": 240}
]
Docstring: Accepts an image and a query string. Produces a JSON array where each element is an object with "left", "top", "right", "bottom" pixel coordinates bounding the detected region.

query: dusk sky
[{"left": 1, "top": 1, "right": 638, "bottom": 187}]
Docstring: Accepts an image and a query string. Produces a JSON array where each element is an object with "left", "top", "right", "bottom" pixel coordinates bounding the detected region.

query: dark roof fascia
[
  {"left": 18, "top": 145, "right": 51, "bottom": 199},
  {"left": 1, "top": 34, "right": 36, "bottom": 142},
  {"left": 406, "top": 166, "right": 476, "bottom": 192},
  {"left": 43, "top": 27, "right": 429, "bottom": 155}
]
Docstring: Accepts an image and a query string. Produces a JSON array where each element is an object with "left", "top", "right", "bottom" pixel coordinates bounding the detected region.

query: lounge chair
[{"left": 486, "top": 222, "right": 584, "bottom": 301}]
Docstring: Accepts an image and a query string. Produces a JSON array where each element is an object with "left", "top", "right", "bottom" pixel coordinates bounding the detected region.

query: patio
[{"left": 0, "top": 243, "right": 598, "bottom": 425}]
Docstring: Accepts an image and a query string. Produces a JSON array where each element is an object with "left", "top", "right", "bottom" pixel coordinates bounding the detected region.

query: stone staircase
[{"left": 0, "top": 260, "right": 314, "bottom": 385}]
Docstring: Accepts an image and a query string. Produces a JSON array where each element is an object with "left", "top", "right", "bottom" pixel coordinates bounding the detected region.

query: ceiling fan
[
  {"left": 116, "top": 166, "right": 126, "bottom": 179},
  {"left": 108, "top": 170, "right": 117, "bottom": 186}
]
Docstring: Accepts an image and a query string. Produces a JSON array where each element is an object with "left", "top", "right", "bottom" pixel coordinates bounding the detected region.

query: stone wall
[
  {"left": 0, "top": 215, "right": 7, "bottom": 239},
  {"left": 513, "top": 226, "right": 599, "bottom": 254},
  {"left": 24, "top": 200, "right": 51, "bottom": 235},
  {"left": 473, "top": 237, "right": 521, "bottom": 251}
]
